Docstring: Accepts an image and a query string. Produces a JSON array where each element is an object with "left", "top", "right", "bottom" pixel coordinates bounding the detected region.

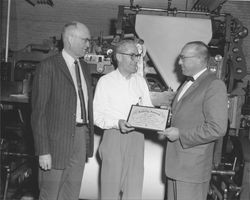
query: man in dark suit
[
  {"left": 158, "top": 41, "right": 228, "bottom": 200},
  {"left": 31, "top": 21, "right": 94, "bottom": 200}
]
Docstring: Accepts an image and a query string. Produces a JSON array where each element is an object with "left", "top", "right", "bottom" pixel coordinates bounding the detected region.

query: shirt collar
[
  {"left": 193, "top": 68, "right": 207, "bottom": 80},
  {"left": 62, "top": 49, "right": 75, "bottom": 66},
  {"left": 116, "top": 68, "right": 136, "bottom": 81}
]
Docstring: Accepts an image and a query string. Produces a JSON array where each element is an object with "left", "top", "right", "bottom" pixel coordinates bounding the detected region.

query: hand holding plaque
[{"left": 127, "top": 105, "right": 170, "bottom": 131}]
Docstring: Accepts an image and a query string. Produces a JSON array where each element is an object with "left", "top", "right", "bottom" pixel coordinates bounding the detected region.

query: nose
[
  {"left": 178, "top": 58, "right": 183, "bottom": 65},
  {"left": 86, "top": 40, "right": 90, "bottom": 47}
]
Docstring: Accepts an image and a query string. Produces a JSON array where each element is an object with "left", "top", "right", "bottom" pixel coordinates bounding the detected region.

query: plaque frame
[{"left": 127, "top": 105, "right": 170, "bottom": 131}]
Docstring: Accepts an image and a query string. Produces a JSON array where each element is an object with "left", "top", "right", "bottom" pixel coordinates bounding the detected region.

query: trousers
[
  {"left": 167, "top": 178, "right": 209, "bottom": 200},
  {"left": 240, "top": 162, "right": 250, "bottom": 200},
  {"left": 99, "top": 129, "right": 145, "bottom": 200},
  {"left": 38, "top": 125, "right": 87, "bottom": 200}
]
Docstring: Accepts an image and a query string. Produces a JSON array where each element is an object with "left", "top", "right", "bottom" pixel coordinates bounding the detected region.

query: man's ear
[
  {"left": 67, "top": 35, "right": 73, "bottom": 47},
  {"left": 116, "top": 53, "right": 122, "bottom": 62}
]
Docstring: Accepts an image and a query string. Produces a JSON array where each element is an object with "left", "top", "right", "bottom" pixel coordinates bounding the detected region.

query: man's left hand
[
  {"left": 158, "top": 127, "right": 180, "bottom": 141},
  {"left": 118, "top": 119, "right": 135, "bottom": 133}
]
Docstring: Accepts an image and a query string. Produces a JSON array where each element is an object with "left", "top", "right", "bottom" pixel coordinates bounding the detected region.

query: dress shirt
[
  {"left": 62, "top": 49, "right": 88, "bottom": 123},
  {"left": 177, "top": 68, "right": 207, "bottom": 101},
  {"left": 93, "top": 69, "right": 153, "bottom": 129}
]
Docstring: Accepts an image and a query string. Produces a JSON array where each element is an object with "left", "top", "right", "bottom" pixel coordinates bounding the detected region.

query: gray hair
[{"left": 115, "top": 40, "right": 136, "bottom": 54}]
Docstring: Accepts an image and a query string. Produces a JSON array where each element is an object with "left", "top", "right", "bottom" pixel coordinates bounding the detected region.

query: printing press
[{"left": 1, "top": 0, "right": 249, "bottom": 199}]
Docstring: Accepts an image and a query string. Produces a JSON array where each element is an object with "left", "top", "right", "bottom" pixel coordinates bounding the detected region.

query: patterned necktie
[{"left": 74, "top": 60, "right": 87, "bottom": 123}]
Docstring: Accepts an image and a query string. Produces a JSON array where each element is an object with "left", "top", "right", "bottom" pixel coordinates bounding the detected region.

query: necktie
[
  {"left": 74, "top": 60, "right": 87, "bottom": 123},
  {"left": 186, "top": 76, "right": 195, "bottom": 82}
]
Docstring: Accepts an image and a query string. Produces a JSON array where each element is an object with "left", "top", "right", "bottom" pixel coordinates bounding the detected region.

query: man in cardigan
[
  {"left": 158, "top": 41, "right": 228, "bottom": 200},
  {"left": 31, "top": 21, "right": 94, "bottom": 200}
]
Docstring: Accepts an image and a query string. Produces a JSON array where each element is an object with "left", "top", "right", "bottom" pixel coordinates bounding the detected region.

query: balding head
[
  {"left": 179, "top": 41, "right": 210, "bottom": 76},
  {"left": 62, "top": 21, "right": 91, "bottom": 59},
  {"left": 183, "top": 41, "right": 210, "bottom": 64}
]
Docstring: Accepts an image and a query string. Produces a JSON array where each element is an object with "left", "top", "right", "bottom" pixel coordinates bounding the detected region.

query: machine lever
[{"left": 211, "top": 170, "right": 235, "bottom": 176}]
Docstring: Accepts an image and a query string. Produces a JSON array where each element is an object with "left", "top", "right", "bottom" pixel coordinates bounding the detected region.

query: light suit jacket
[
  {"left": 165, "top": 70, "right": 228, "bottom": 183},
  {"left": 31, "top": 53, "right": 94, "bottom": 169}
]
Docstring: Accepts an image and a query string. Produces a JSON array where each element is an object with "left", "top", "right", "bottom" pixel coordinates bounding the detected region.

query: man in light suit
[
  {"left": 158, "top": 41, "right": 228, "bottom": 200},
  {"left": 31, "top": 21, "right": 94, "bottom": 200}
]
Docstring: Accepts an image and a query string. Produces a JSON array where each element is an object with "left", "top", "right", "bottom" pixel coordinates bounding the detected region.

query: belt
[{"left": 75, "top": 122, "right": 88, "bottom": 127}]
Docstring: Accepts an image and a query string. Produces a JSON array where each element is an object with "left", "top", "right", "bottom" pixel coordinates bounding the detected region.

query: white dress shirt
[
  {"left": 93, "top": 69, "right": 153, "bottom": 129},
  {"left": 177, "top": 68, "right": 207, "bottom": 101},
  {"left": 62, "top": 49, "right": 88, "bottom": 123}
]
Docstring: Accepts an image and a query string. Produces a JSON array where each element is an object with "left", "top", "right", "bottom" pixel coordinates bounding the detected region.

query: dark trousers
[{"left": 38, "top": 126, "right": 87, "bottom": 200}]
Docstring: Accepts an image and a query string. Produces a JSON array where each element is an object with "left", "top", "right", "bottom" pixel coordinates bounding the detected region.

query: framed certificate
[{"left": 127, "top": 105, "right": 170, "bottom": 131}]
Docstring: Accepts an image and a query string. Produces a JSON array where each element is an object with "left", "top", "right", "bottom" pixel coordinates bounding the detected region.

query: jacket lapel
[
  {"left": 56, "top": 53, "right": 75, "bottom": 86},
  {"left": 172, "top": 82, "right": 186, "bottom": 111},
  {"left": 173, "top": 70, "right": 210, "bottom": 113},
  {"left": 179, "top": 80, "right": 200, "bottom": 101}
]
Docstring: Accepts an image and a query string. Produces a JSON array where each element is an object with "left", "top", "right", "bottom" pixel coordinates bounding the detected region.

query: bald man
[
  {"left": 158, "top": 41, "right": 228, "bottom": 200},
  {"left": 31, "top": 21, "right": 94, "bottom": 200},
  {"left": 94, "top": 40, "right": 153, "bottom": 200}
]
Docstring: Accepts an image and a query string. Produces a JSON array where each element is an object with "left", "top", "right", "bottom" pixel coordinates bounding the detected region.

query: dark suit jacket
[
  {"left": 165, "top": 70, "right": 228, "bottom": 183},
  {"left": 31, "top": 52, "right": 94, "bottom": 169}
]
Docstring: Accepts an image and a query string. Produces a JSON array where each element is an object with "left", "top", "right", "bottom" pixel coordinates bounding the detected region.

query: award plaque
[{"left": 127, "top": 105, "right": 170, "bottom": 131}]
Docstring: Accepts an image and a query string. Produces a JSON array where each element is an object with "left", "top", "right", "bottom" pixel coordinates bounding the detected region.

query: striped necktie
[{"left": 74, "top": 60, "right": 87, "bottom": 123}]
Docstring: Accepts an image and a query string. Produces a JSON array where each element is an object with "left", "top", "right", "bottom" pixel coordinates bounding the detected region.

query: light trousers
[
  {"left": 99, "top": 129, "right": 145, "bottom": 200},
  {"left": 167, "top": 178, "right": 209, "bottom": 200}
]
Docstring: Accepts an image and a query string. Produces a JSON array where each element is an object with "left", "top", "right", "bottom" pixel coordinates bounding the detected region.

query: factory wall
[
  {"left": 0, "top": 0, "right": 193, "bottom": 49},
  {"left": 1, "top": 0, "right": 250, "bottom": 82}
]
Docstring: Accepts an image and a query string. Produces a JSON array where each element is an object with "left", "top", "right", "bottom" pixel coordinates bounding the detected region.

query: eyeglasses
[
  {"left": 178, "top": 55, "right": 198, "bottom": 60},
  {"left": 74, "top": 35, "right": 91, "bottom": 43},
  {"left": 117, "top": 52, "right": 141, "bottom": 61}
]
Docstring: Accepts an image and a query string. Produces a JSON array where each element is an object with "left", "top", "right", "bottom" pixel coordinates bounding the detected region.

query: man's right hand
[
  {"left": 118, "top": 119, "right": 135, "bottom": 133},
  {"left": 39, "top": 154, "right": 52, "bottom": 170}
]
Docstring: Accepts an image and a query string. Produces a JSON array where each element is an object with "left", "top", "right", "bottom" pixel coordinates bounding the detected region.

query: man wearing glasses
[
  {"left": 31, "top": 21, "right": 94, "bottom": 200},
  {"left": 158, "top": 41, "right": 228, "bottom": 200},
  {"left": 93, "top": 40, "right": 153, "bottom": 200}
]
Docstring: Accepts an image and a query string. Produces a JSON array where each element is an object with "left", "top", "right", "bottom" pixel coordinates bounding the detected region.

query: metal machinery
[
  {"left": 0, "top": 0, "right": 249, "bottom": 199},
  {"left": 0, "top": 38, "right": 60, "bottom": 199},
  {"left": 1, "top": 3, "right": 59, "bottom": 198}
]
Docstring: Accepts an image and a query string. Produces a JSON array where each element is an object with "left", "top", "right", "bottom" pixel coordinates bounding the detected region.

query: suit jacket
[
  {"left": 165, "top": 70, "right": 228, "bottom": 183},
  {"left": 31, "top": 53, "right": 94, "bottom": 169}
]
